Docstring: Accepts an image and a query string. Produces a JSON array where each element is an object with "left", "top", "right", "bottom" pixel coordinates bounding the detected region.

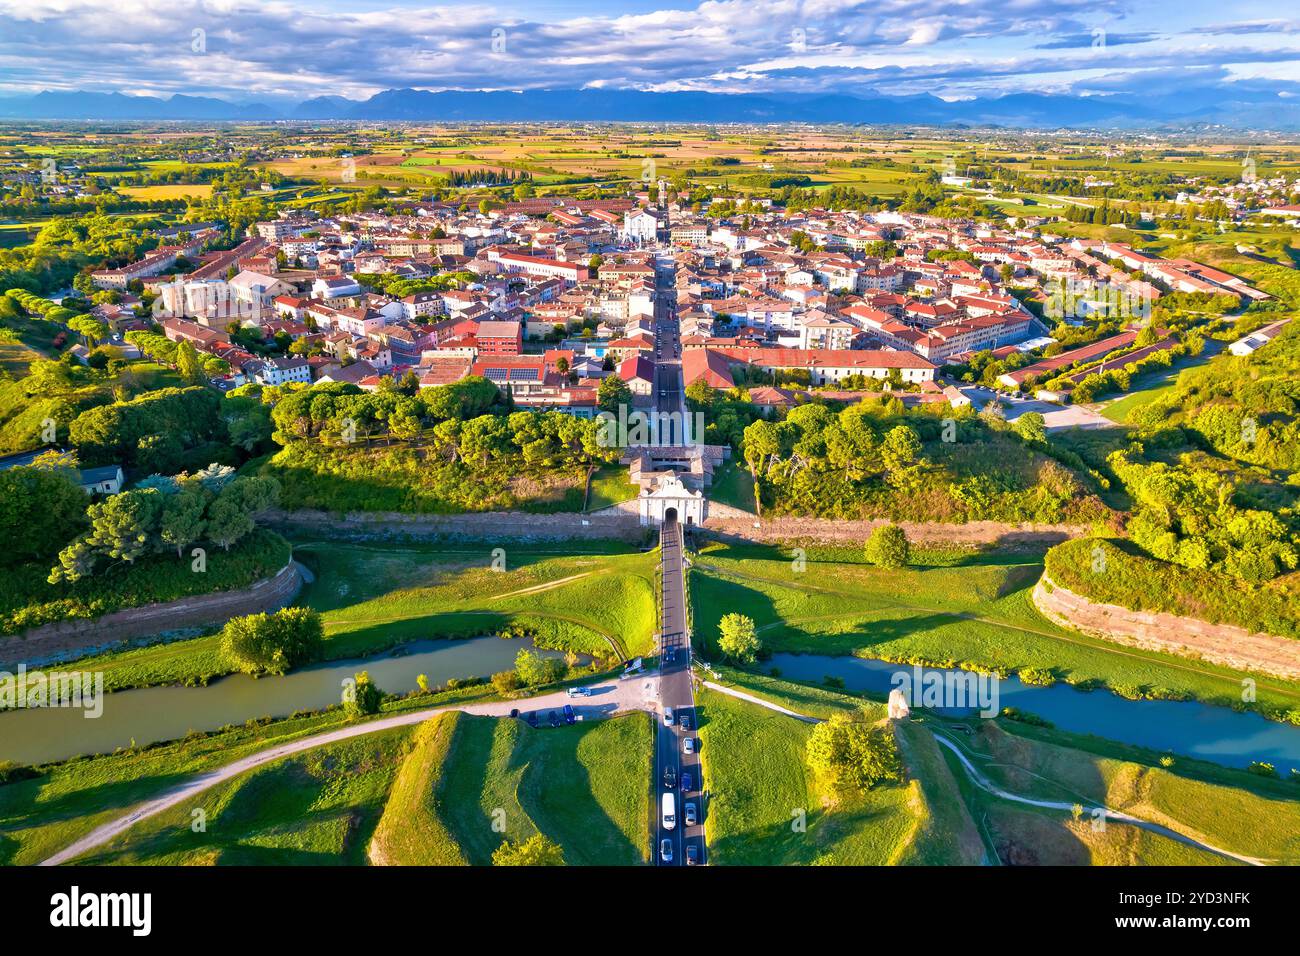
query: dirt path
[
  {"left": 40, "top": 677, "right": 657, "bottom": 867},
  {"left": 701, "top": 678, "right": 1269, "bottom": 866},
  {"left": 491, "top": 572, "right": 592, "bottom": 600},
  {"left": 930, "top": 733, "right": 1269, "bottom": 866}
]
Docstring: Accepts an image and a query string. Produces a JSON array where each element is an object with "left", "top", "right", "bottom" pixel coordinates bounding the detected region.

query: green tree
[
  {"left": 805, "top": 711, "right": 904, "bottom": 792},
  {"left": 718, "top": 612, "right": 760, "bottom": 664},
  {"left": 515, "top": 647, "right": 565, "bottom": 686},
  {"left": 865, "top": 523, "right": 910, "bottom": 569},
  {"left": 1014, "top": 411, "right": 1047, "bottom": 445},
  {"left": 221, "top": 607, "right": 325, "bottom": 675},
  {"left": 344, "top": 670, "right": 384, "bottom": 717},
  {"left": 492, "top": 834, "right": 564, "bottom": 866},
  {"left": 597, "top": 374, "right": 632, "bottom": 413}
]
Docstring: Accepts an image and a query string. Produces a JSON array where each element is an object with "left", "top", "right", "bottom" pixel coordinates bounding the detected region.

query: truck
[{"left": 661, "top": 792, "right": 677, "bottom": 831}]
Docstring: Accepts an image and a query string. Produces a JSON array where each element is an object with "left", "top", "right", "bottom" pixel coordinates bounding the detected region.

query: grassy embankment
[
  {"left": 33, "top": 540, "right": 659, "bottom": 693},
  {"left": 688, "top": 540, "right": 1300, "bottom": 718},
  {"left": 69, "top": 710, "right": 653, "bottom": 866}
]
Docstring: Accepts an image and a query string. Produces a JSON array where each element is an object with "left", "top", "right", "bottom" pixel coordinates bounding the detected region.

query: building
[
  {"left": 250, "top": 356, "right": 312, "bottom": 386},
  {"left": 476, "top": 320, "right": 523, "bottom": 355},
  {"left": 77, "top": 464, "right": 124, "bottom": 495},
  {"left": 637, "top": 473, "right": 706, "bottom": 527}
]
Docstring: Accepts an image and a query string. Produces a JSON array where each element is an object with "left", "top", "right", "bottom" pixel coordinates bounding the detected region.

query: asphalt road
[{"left": 655, "top": 516, "right": 706, "bottom": 866}]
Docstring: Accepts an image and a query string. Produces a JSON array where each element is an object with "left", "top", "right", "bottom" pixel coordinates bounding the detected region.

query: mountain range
[{"left": 0, "top": 87, "right": 1297, "bottom": 130}]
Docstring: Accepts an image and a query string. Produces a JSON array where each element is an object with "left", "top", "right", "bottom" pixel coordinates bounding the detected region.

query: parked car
[
  {"left": 663, "top": 765, "right": 676, "bottom": 789},
  {"left": 681, "top": 771, "right": 693, "bottom": 792},
  {"left": 683, "top": 737, "right": 695, "bottom": 754},
  {"left": 684, "top": 802, "right": 698, "bottom": 826},
  {"left": 525, "top": 712, "right": 539, "bottom": 727},
  {"left": 509, "top": 708, "right": 519, "bottom": 719},
  {"left": 562, "top": 704, "right": 576, "bottom": 725},
  {"left": 679, "top": 713, "right": 691, "bottom": 730},
  {"left": 549, "top": 711, "right": 561, "bottom": 728},
  {"left": 566, "top": 686, "right": 591, "bottom": 698},
  {"left": 663, "top": 707, "right": 674, "bottom": 727},
  {"left": 685, "top": 844, "right": 699, "bottom": 866},
  {"left": 660, "top": 838, "right": 673, "bottom": 863}
]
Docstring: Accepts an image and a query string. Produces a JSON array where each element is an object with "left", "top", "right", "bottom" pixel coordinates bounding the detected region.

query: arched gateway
[{"left": 638, "top": 473, "right": 705, "bottom": 527}]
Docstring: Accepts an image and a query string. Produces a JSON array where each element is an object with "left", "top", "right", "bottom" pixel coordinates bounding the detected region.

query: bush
[
  {"left": 865, "top": 524, "right": 910, "bottom": 569},
  {"left": 343, "top": 670, "right": 383, "bottom": 718},
  {"left": 221, "top": 606, "right": 324, "bottom": 675},
  {"left": 805, "top": 710, "right": 904, "bottom": 792},
  {"left": 718, "top": 612, "right": 760, "bottom": 664}
]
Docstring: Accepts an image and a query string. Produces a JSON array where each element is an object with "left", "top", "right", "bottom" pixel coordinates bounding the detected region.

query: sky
[{"left": 0, "top": 0, "right": 1298, "bottom": 104}]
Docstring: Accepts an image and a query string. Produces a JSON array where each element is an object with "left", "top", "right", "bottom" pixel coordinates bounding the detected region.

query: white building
[{"left": 638, "top": 473, "right": 706, "bottom": 528}]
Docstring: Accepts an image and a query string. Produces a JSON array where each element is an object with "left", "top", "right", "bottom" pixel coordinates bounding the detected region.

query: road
[
  {"left": 654, "top": 516, "right": 705, "bottom": 866},
  {"left": 41, "top": 677, "right": 656, "bottom": 867}
]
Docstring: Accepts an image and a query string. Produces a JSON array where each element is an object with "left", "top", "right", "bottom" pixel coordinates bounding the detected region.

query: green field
[
  {"left": 696, "top": 683, "right": 982, "bottom": 865},
  {"left": 374, "top": 710, "right": 652, "bottom": 865},
  {"left": 67, "top": 709, "right": 653, "bottom": 866},
  {"left": 936, "top": 720, "right": 1300, "bottom": 865},
  {"left": 46, "top": 538, "right": 659, "bottom": 693},
  {"left": 688, "top": 540, "right": 1300, "bottom": 716}
]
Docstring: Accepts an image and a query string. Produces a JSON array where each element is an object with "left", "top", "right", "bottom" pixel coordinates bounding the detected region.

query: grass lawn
[
  {"left": 688, "top": 540, "right": 1300, "bottom": 716},
  {"left": 696, "top": 687, "right": 978, "bottom": 864},
  {"left": 46, "top": 539, "right": 659, "bottom": 693},
  {"left": 75, "top": 728, "right": 414, "bottom": 865},
  {"left": 0, "top": 682, "right": 497, "bottom": 866},
  {"left": 937, "top": 720, "right": 1300, "bottom": 865},
  {"left": 585, "top": 464, "right": 640, "bottom": 511},
  {"left": 416, "top": 710, "right": 653, "bottom": 865},
  {"left": 707, "top": 460, "right": 757, "bottom": 513}
]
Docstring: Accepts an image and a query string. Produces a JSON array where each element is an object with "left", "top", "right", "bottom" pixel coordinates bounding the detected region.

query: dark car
[
  {"left": 679, "top": 713, "right": 691, "bottom": 730},
  {"left": 663, "top": 765, "right": 676, "bottom": 789},
  {"left": 685, "top": 844, "right": 699, "bottom": 866},
  {"left": 562, "top": 704, "right": 576, "bottom": 725},
  {"left": 509, "top": 708, "right": 519, "bottom": 719},
  {"left": 549, "top": 711, "right": 561, "bottom": 728},
  {"left": 681, "top": 771, "right": 693, "bottom": 792},
  {"left": 525, "top": 711, "right": 539, "bottom": 727}
]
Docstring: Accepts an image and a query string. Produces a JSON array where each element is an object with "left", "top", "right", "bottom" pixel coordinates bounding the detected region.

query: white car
[
  {"left": 683, "top": 737, "right": 695, "bottom": 754},
  {"left": 663, "top": 707, "right": 675, "bottom": 727}
]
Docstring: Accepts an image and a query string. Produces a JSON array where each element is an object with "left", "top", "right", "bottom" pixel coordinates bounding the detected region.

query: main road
[{"left": 649, "top": 247, "right": 707, "bottom": 866}]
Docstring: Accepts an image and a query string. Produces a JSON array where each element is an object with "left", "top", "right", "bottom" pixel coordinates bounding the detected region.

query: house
[
  {"left": 618, "top": 354, "right": 656, "bottom": 396},
  {"left": 1229, "top": 320, "right": 1290, "bottom": 356},
  {"left": 312, "top": 275, "right": 363, "bottom": 300},
  {"left": 250, "top": 356, "right": 312, "bottom": 386},
  {"left": 77, "top": 464, "right": 124, "bottom": 495}
]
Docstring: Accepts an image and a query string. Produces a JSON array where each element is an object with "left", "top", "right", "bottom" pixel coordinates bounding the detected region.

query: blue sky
[{"left": 0, "top": 0, "right": 1297, "bottom": 103}]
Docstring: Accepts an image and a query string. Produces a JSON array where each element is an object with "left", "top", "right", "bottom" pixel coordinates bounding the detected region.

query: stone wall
[
  {"left": 1032, "top": 575, "right": 1300, "bottom": 681},
  {"left": 266, "top": 508, "right": 646, "bottom": 543},
  {"left": 0, "top": 562, "right": 303, "bottom": 668},
  {"left": 701, "top": 516, "right": 1087, "bottom": 548}
]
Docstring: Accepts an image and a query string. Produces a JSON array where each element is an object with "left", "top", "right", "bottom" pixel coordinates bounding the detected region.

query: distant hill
[{"left": 0, "top": 86, "right": 1297, "bottom": 129}]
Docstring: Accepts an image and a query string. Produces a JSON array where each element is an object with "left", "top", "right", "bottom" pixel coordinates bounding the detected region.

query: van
[{"left": 661, "top": 792, "right": 677, "bottom": 831}]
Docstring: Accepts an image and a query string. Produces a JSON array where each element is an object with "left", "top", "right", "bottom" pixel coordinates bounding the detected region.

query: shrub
[
  {"left": 221, "top": 606, "right": 324, "bottom": 676},
  {"left": 343, "top": 670, "right": 383, "bottom": 718},
  {"left": 865, "top": 524, "right": 910, "bottom": 569}
]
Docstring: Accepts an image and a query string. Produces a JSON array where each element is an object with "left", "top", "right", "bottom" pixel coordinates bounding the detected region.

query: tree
[
  {"left": 492, "top": 834, "right": 564, "bottom": 866},
  {"left": 344, "top": 670, "right": 384, "bottom": 718},
  {"left": 805, "top": 711, "right": 904, "bottom": 792},
  {"left": 880, "top": 425, "right": 921, "bottom": 470},
  {"left": 597, "top": 374, "right": 632, "bottom": 413},
  {"left": 1014, "top": 411, "right": 1047, "bottom": 445},
  {"left": 84, "top": 488, "right": 164, "bottom": 564},
  {"left": 159, "top": 486, "right": 207, "bottom": 557},
  {"left": 174, "top": 339, "right": 206, "bottom": 385},
  {"left": 515, "top": 647, "right": 565, "bottom": 686},
  {"left": 0, "top": 465, "right": 87, "bottom": 568},
  {"left": 718, "top": 612, "right": 760, "bottom": 664},
  {"left": 865, "top": 523, "right": 910, "bottom": 569},
  {"left": 221, "top": 607, "right": 325, "bottom": 675}
]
